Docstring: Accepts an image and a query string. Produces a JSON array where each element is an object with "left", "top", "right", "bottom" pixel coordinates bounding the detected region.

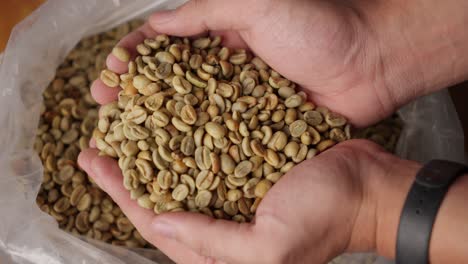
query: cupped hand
[
  {"left": 92, "top": 0, "right": 412, "bottom": 127},
  {"left": 79, "top": 140, "right": 396, "bottom": 264}
]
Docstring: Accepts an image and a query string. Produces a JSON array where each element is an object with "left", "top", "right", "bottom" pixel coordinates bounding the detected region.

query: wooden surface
[
  {"left": 1, "top": 0, "right": 467, "bottom": 151},
  {"left": 0, "top": 0, "right": 44, "bottom": 51}
]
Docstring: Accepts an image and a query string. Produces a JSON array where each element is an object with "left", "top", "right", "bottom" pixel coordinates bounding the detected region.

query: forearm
[
  {"left": 362, "top": 0, "right": 468, "bottom": 105},
  {"left": 374, "top": 160, "right": 468, "bottom": 263}
]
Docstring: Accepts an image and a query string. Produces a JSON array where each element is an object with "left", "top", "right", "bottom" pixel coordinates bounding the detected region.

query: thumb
[
  {"left": 152, "top": 212, "right": 260, "bottom": 263},
  {"left": 149, "top": 0, "right": 259, "bottom": 36}
]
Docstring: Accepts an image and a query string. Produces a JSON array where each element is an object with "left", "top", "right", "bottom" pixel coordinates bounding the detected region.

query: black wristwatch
[{"left": 396, "top": 159, "right": 468, "bottom": 264}]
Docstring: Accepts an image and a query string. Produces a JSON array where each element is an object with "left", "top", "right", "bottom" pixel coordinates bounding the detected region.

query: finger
[
  {"left": 78, "top": 149, "right": 155, "bottom": 229},
  {"left": 151, "top": 212, "right": 258, "bottom": 263},
  {"left": 90, "top": 79, "right": 120, "bottom": 105},
  {"left": 89, "top": 138, "right": 96, "bottom": 148},
  {"left": 77, "top": 148, "right": 98, "bottom": 173},
  {"left": 107, "top": 22, "right": 158, "bottom": 74},
  {"left": 77, "top": 149, "right": 206, "bottom": 263},
  {"left": 149, "top": 0, "right": 256, "bottom": 36}
]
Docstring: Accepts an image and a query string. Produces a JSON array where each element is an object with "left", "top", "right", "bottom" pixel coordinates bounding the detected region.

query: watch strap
[{"left": 396, "top": 159, "right": 468, "bottom": 264}]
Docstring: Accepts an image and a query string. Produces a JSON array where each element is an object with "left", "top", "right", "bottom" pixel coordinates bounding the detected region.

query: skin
[{"left": 80, "top": 0, "right": 468, "bottom": 263}]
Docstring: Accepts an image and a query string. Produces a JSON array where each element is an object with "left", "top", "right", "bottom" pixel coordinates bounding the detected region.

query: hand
[
  {"left": 94, "top": 0, "right": 394, "bottom": 127},
  {"left": 79, "top": 140, "right": 406, "bottom": 264},
  {"left": 91, "top": 0, "right": 468, "bottom": 128}
]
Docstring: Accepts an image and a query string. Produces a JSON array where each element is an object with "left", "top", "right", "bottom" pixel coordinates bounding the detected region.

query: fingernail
[
  {"left": 152, "top": 219, "right": 176, "bottom": 239},
  {"left": 151, "top": 10, "right": 176, "bottom": 24}
]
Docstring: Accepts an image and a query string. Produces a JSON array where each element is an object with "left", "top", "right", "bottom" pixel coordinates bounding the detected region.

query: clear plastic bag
[{"left": 0, "top": 0, "right": 464, "bottom": 263}]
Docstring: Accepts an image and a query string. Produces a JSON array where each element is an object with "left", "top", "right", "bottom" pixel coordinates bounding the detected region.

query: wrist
[
  {"left": 373, "top": 158, "right": 421, "bottom": 259},
  {"left": 344, "top": 146, "right": 421, "bottom": 255},
  {"left": 361, "top": 0, "right": 468, "bottom": 107}
]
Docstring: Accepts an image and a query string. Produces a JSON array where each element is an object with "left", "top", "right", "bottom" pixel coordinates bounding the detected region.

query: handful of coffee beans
[{"left": 96, "top": 35, "right": 351, "bottom": 222}]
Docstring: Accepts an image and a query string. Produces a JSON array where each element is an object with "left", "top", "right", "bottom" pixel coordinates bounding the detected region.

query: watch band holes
[{"left": 416, "top": 208, "right": 421, "bottom": 215}]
